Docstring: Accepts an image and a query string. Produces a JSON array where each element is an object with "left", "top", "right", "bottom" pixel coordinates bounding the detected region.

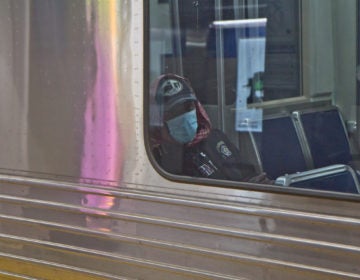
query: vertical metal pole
[
  {"left": 170, "top": 0, "right": 183, "bottom": 76},
  {"left": 234, "top": 0, "right": 246, "bottom": 84},
  {"left": 247, "top": 0, "right": 259, "bottom": 18},
  {"left": 233, "top": 0, "right": 246, "bottom": 20},
  {"left": 215, "top": 0, "right": 225, "bottom": 129}
]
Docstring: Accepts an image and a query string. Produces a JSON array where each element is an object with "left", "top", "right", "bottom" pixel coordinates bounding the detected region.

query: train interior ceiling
[{"left": 149, "top": 0, "right": 360, "bottom": 194}]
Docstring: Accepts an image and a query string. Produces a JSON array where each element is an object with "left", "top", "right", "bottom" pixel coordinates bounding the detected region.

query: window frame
[{"left": 143, "top": 0, "right": 360, "bottom": 202}]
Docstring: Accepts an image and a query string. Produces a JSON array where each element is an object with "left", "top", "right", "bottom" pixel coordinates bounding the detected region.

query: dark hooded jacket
[{"left": 150, "top": 74, "right": 258, "bottom": 181}]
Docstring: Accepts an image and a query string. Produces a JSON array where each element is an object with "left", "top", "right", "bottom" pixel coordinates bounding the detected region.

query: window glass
[{"left": 148, "top": 0, "right": 360, "bottom": 196}]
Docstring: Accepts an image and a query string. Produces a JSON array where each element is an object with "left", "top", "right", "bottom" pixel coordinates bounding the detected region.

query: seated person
[{"left": 150, "top": 74, "right": 272, "bottom": 184}]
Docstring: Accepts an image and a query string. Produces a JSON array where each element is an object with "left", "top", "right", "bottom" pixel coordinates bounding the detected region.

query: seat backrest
[
  {"left": 252, "top": 114, "right": 308, "bottom": 179},
  {"left": 295, "top": 107, "right": 352, "bottom": 169}
]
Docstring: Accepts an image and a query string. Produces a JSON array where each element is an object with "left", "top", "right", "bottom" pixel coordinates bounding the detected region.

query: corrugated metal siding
[{"left": 0, "top": 175, "right": 359, "bottom": 279}]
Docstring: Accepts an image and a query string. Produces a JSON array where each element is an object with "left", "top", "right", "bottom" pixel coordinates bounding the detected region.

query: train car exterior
[{"left": 0, "top": 1, "right": 360, "bottom": 279}]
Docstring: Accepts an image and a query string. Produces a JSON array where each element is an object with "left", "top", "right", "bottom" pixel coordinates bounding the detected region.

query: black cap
[{"left": 156, "top": 74, "right": 197, "bottom": 111}]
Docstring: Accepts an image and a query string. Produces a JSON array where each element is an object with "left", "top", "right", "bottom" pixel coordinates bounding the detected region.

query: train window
[{"left": 147, "top": 0, "right": 360, "bottom": 196}]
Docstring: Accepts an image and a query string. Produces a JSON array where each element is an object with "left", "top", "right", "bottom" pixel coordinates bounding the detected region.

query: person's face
[
  {"left": 161, "top": 100, "right": 197, "bottom": 144},
  {"left": 164, "top": 100, "right": 196, "bottom": 122}
]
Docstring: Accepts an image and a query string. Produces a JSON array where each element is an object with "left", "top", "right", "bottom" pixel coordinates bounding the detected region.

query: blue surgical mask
[{"left": 166, "top": 109, "right": 198, "bottom": 144}]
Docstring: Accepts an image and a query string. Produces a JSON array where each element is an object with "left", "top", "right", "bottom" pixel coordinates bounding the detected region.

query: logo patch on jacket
[
  {"left": 216, "top": 141, "right": 232, "bottom": 158},
  {"left": 198, "top": 163, "right": 216, "bottom": 176}
]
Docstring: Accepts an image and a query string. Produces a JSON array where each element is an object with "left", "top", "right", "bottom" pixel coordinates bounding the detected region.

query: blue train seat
[
  {"left": 295, "top": 107, "right": 352, "bottom": 168},
  {"left": 252, "top": 114, "right": 308, "bottom": 180}
]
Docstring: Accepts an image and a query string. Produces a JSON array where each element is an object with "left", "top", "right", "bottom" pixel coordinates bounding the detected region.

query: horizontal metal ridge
[
  {"left": 0, "top": 233, "right": 359, "bottom": 279},
  {"left": 0, "top": 270, "right": 35, "bottom": 280},
  {"left": 0, "top": 248, "right": 246, "bottom": 280},
  {"left": 0, "top": 196, "right": 360, "bottom": 253},
  {"left": 1, "top": 213, "right": 360, "bottom": 265},
  {"left": 0, "top": 183, "right": 360, "bottom": 228}
]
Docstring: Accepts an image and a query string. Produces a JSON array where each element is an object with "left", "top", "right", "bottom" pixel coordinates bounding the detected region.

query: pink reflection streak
[{"left": 81, "top": 1, "right": 121, "bottom": 217}]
